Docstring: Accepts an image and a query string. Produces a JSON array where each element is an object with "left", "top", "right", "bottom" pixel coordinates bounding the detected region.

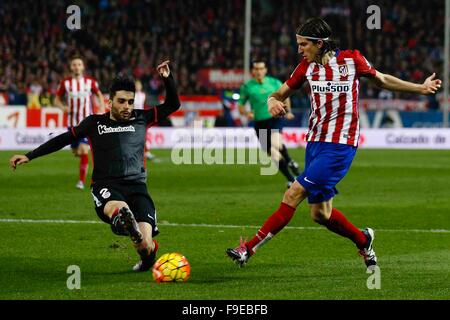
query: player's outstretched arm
[
  {"left": 371, "top": 71, "right": 442, "bottom": 95},
  {"left": 149, "top": 60, "right": 181, "bottom": 121},
  {"left": 10, "top": 131, "right": 77, "bottom": 170},
  {"left": 9, "top": 155, "right": 29, "bottom": 170}
]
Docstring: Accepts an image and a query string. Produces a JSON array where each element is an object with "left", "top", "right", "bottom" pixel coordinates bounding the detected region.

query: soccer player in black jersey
[{"left": 9, "top": 60, "right": 180, "bottom": 272}]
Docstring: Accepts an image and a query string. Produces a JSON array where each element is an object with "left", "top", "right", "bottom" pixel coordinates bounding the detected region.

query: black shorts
[
  {"left": 254, "top": 118, "right": 283, "bottom": 154},
  {"left": 90, "top": 180, "right": 159, "bottom": 236}
]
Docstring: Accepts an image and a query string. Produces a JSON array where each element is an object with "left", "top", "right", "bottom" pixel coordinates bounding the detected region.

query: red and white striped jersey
[
  {"left": 286, "top": 50, "right": 376, "bottom": 147},
  {"left": 56, "top": 76, "right": 100, "bottom": 127}
]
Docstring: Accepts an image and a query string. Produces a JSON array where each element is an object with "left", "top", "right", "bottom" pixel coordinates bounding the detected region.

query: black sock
[
  {"left": 138, "top": 246, "right": 156, "bottom": 266},
  {"left": 278, "top": 159, "right": 295, "bottom": 182},
  {"left": 280, "top": 144, "right": 292, "bottom": 163}
]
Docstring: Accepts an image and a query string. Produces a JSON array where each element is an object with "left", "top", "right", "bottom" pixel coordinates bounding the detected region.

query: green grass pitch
[{"left": 0, "top": 149, "right": 449, "bottom": 299}]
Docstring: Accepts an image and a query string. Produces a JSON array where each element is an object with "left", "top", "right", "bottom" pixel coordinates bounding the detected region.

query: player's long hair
[{"left": 296, "top": 18, "right": 338, "bottom": 56}]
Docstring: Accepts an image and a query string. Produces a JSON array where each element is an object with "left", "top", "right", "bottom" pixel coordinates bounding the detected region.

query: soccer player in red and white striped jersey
[
  {"left": 134, "top": 80, "right": 156, "bottom": 162},
  {"left": 55, "top": 56, "right": 105, "bottom": 189},
  {"left": 227, "top": 18, "right": 442, "bottom": 269}
]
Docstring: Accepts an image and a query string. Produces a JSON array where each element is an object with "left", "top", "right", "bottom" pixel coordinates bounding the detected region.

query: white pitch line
[
  {"left": 0, "top": 218, "right": 449, "bottom": 234},
  {"left": 0, "top": 218, "right": 102, "bottom": 224}
]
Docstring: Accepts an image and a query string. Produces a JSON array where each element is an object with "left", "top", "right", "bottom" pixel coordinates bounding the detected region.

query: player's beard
[
  {"left": 111, "top": 107, "right": 131, "bottom": 121},
  {"left": 120, "top": 111, "right": 132, "bottom": 120}
]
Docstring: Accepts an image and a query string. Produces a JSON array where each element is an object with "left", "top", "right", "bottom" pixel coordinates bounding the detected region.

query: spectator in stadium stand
[
  {"left": 26, "top": 78, "right": 43, "bottom": 109},
  {"left": 0, "top": 1, "right": 445, "bottom": 101},
  {"left": 39, "top": 86, "right": 54, "bottom": 108},
  {"left": 0, "top": 0, "right": 444, "bottom": 98}
]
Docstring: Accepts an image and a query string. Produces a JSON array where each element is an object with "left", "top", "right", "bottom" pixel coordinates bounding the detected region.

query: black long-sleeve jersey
[{"left": 25, "top": 75, "right": 180, "bottom": 185}]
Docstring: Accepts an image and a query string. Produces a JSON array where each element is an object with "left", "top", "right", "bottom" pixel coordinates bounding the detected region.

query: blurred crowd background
[{"left": 0, "top": 0, "right": 446, "bottom": 111}]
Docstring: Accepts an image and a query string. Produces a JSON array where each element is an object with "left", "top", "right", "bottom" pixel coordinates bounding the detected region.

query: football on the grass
[{"left": 152, "top": 253, "right": 190, "bottom": 283}]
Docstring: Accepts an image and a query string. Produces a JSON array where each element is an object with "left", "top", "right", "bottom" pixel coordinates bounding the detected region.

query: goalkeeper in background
[{"left": 239, "top": 59, "right": 301, "bottom": 188}]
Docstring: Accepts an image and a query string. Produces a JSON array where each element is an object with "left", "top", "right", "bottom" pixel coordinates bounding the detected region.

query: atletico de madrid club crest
[{"left": 338, "top": 64, "right": 349, "bottom": 77}]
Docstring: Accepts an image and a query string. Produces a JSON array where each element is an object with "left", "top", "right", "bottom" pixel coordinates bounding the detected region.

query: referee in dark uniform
[{"left": 10, "top": 60, "right": 180, "bottom": 272}]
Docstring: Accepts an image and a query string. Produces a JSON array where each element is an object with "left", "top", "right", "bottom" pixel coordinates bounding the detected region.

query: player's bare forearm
[
  {"left": 283, "top": 97, "right": 295, "bottom": 119},
  {"left": 270, "top": 83, "right": 294, "bottom": 101},
  {"left": 269, "top": 91, "right": 288, "bottom": 102},
  {"left": 373, "top": 71, "right": 442, "bottom": 95},
  {"left": 238, "top": 105, "right": 246, "bottom": 116},
  {"left": 54, "top": 96, "right": 68, "bottom": 113},
  {"left": 373, "top": 73, "right": 422, "bottom": 93},
  {"left": 284, "top": 97, "right": 292, "bottom": 111},
  {"left": 97, "top": 92, "right": 106, "bottom": 113},
  {"left": 238, "top": 105, "right": 253, "bottom": 119},
  {"left": 268, "top": 84, "right": 295, "bottom": 117},
  {"left": 54, "top": 95, "right": 62, "bottom": 107}
]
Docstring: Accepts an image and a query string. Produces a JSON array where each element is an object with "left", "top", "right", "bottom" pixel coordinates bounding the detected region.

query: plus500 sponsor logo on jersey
[{"left": 310, "top": 81, "right": 350, "bottom": 93}]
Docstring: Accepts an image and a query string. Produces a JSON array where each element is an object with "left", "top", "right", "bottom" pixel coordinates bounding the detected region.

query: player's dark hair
[
  {"left": 251, "top": 59, "right": 267, "bottom": 67},
  {"left": 109, "top": 75, "right": 136, "bottom": 99},
  {"left": 69, "top": 54, "right": 84, "bottom": 63},
  {"left": 296, "top": 18, "right": 338, "bottom": 54}
]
